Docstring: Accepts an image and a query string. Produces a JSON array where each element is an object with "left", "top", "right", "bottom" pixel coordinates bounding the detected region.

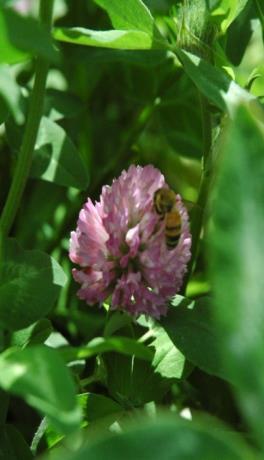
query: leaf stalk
[{"left": 0, "top": 0, "right": 54, "bottom": 237}]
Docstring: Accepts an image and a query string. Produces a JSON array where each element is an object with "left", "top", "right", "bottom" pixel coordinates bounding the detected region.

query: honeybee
[{"left": 154, "top": 187, "right": 181, "bottom": 250}]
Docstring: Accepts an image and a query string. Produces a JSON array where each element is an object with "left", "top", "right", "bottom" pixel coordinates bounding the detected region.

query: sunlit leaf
[
  {"left": 53, "top": 27, "right": 153, "bottom": 50},
  {"left": 149, "top": 322, "right": 185, "bottom": 380},
  {"left": 176, "top": 48, "right": 256, "bottom": 114},
  {"left": 11, "top": 319, "right": 53, "bottom": 348},
  {"left": 211, "top": 0, "right": 250, "bottom": 32},
  {"left": 93, "top": 0, "right": 154, "bottom": 35}
]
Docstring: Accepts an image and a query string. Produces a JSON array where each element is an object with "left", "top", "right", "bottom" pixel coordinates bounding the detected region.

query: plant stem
[
  {"left": 0, "top": 0, "right": 54, "bottom": 238},
  {"left": 80, "top": 375, "right": 99, "bottom": 388},
  {"left": 182, "top": 93, "right": 212, "bottom": 292}
]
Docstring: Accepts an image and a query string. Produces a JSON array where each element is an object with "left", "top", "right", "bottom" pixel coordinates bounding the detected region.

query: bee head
[{"left": 154, "top": 187, "right": 176, "bottom": 214}]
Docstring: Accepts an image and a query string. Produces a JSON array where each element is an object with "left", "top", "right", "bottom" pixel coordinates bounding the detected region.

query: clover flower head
[{"left": 69, "top": 165, "right": 191, "bottom": 318}]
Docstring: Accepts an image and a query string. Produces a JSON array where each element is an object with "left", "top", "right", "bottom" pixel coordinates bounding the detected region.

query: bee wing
[{"left": 182, "top": 199, "right": 202, "bottom": 213}]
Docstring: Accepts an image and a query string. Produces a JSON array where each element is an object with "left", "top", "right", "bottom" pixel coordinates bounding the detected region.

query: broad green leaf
[
  {"left": 0, "top": 424, "right": 33, "bottom": 460},
  {"left": 104, "top": 353, "right": 171, "bottom": 407},
  {"left": 44, "top": 89, "right": 83, "bottom": 121},
  {"left": 7, "top": 181, "right": 66, "bottom": 250},
  {"left": 11, "top": 319, "right": 53, "bottom": 348},
  {"left": 0, "top": 8, "right": 58, "bottom": 64},
  {"left": 176, "top": 48, "right": 256, "bottom": 114},
  {"left": 31, "top": 117, "right": 89, "bottom": 189},
  {"left": 209, "top": 104, "right": 264, "bottom": 446},
  {"left": 158, "top": 105, "right": 202, "bottom": 159},
  {"left": 93, "top": 0, "right": 154, "bottom": 35},
  {"left": 50, "top": 416, "right": 254, "bottom": 460},
  {"left": 211, "top": 0, "right": 250, "bottom": 32},
  {"left": 161, "top": 296, "right": 228, "bottom": 381},
  {"left": 0, "top": 345, "right": 81, "bottom": 434},
  {"left": 149, "top": 323, "right": 185, "bottom": 380},
  {"left": 225, "top": 2, "right": 256, "bottom": 65},
  {"left": 0, "top": 239, "right": 67, "bottom": 331},
  {"left": 53, "top": 27, "right": 153, "bottom": 50},
  {"left": 79, "top": 392, "right": 122, "bottom": 423},
  {"left": 0, "top": 65, "right": 24, "bottom": 124},
  {"left": 60, "top": 336, "right": 154, "bottom": 362}
]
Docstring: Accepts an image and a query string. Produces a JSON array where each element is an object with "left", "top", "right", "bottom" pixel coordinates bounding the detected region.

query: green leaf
[
  {"left": 50, "top": 416, "right": 254, "bottom": 460},
  {"left": 158, "top": 104, "right": 202, "bottom": 159},
  {"left": 53, "top": 27, "right": 153, "bottom": 50},
  {"left": 104, "top": 353, "right": 171, "bottom": 407},
  {"left": 209, "top": 104, "right": 264, "bottom": 446},
  {"left": 104, "top": 311, "right": 133, "bottom": 337},
  {"left": 79, "top": 392, "right": 122, "bottom": 423},
  {"left": 38, "top": 393, "right": 123, "bottom": 450},
  {"left": 211, "top": 0, "right": 250, "bottom": 32},
  {"left": 0, "top": 345, "right": 82, "bottom": 434},
  {"left": 150, "top": 323, "right": 185, "bottom": 380},
  {"left": 0, "top": 424, "right": 33, "bottom": 460},
  {"left": 44, "top": 89, "right": 83, "bottom": 121},
  {"left": 60, "top": 336, "right": 154, "bottom": 362},
  {"left": 160, "top": 296, "right": 228, "bottom": 381},
  {"left": 0, "top": 239, "right": 67, "bottom": 331},
  {"left": 31, "top": 117, "right": 89, "bottom": 189},
  {"left": 176, "top": 48, "right": 256, "bottom": 114},
  {"left": 93, "top": 0, "right": 154, "bottom": 35},
  {"left": 225, "top": 2, "right": 256, "bottom": 65},
  {"left": 0, "top": 8, "right": 58, "bottom": 64},
  {"left": 11, "top": 319, "right": 53, "bottom": 348},
  {"left": 0, "top": 65, "right": 24, "bottom": 124}
]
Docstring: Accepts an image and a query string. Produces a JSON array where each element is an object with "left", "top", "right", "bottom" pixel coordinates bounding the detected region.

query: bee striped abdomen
[
  {"left": 153, "top": 187, "right": 182, "bottom": 250},
  {"left": 165, "top": 211, "right": 181, "bottom": 250}
]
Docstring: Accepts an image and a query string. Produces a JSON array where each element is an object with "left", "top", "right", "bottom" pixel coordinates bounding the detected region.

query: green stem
[
  {"left": 182, "top": 93, "right": 212, "bottom": 292},
  {"left": 80, "top": 374, "right": 99, "bottom": 388},
  {"left": 0, "top": 0, "right": 54, "bottom": 238}
]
